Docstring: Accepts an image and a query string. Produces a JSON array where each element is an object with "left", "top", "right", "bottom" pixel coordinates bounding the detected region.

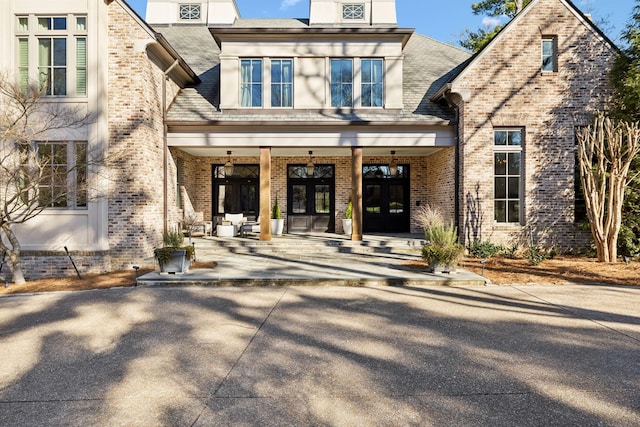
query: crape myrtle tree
[
  {"left": 459, "top": 0, "right": 531, "bottom": 52},
  {"left": 609, "top": 0, "right": 640, "bottom": 258},
  {"left": 0, "top": 74, "right": 93, "bottom": 284},
  {"left": 576, "top": 115, "right": 640, "bottom": 263}
]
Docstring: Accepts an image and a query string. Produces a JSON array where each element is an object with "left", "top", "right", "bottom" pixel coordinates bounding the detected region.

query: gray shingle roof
[{"left": 157, "top": 24, "right": 471, "bottom": 124}]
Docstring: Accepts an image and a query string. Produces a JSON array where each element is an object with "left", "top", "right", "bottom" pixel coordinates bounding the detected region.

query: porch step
[{"left": 188, "top": 233, "right": 426, "bottom": 256}]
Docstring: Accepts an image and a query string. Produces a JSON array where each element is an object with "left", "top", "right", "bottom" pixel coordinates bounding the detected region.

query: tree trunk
[
  {"left": 1, "top": 224, "right": 25, "bottom": 285},
  {"left": 515, "top": 0, "right": 524, "bottom": 13}
]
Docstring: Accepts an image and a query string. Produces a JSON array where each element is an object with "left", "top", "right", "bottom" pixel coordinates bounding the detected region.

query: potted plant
[
  {"left": 342, "top": 199, "right": 353, "bottom": 235},
  {"left": 270, "top": 198, "right": 284, "bottom": 236},
  {"left": 417, "top": 205, "right": 464, "bottom": 273},
  {"left": 154, "top": 229, "right": 195, "bottom": 274}
]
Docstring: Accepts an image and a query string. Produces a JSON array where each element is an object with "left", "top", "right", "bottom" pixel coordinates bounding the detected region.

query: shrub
[
  {"left": 415, "top": 204, "right": 444, "bottom": 232},
  {"left": 272, "top": 198, "right": 282, "bottom": 219},
  {"left": 163, "top": 229, "right": 184, "bottom": 247},
  {"left": 422, "top": 242, "right": 465, "bottom": 266},
  {"left": 344, "top": 199, "right": 352, "bottom": 219},
  {"left": 467, "top": 239, "right": 505, "bottom": 259},
  {"left": 525, "top": 245, "right": 557, "bottom": 265}
]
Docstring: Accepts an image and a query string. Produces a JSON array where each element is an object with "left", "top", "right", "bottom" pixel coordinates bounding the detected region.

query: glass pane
[
  {"left": 251, "top": 84, "right": 261, "bottom": 107},
  {"left": 54, "top": 38, "right": 66, "bottom": 66},
  {"left": 53, "top": 68, "right": 66, "bottom": 95},
  {"left": 372, "top": 83, "right": 383, "bottom": 107},
  {"left": 362, "top": 86, "right": 371, "bottom": 107},
  {"left": 39, "top": 39, "right": 52, "bottom": 66},
  {"left": 494, "top": 131, "right": 507, "bottom": 146},
  {"left": 331, "top": 60, "right": 341, "bottom": 81},
  {"left": 76, "top": 143, "right": 87, "bottom": 207},
  {"left": 288, "top": 166, "right": 306, "bottom": 178},
  {"left": 508, "top": 201, "right": 520, "bottom": 223},
  {"left": 389, "top": 185, "right": 403, "bottom": 213},
  {"left": 365, "top": 185, "right": 381, "bottom": 214},
  {"left": 251, "top": 61, "right": 262, "bottom": 83},
  {"left": 271, "top": 61, "right": 281, "bottom": 83},
  {"left": 508, "top": 152, "right": 520, "bottom": 175},
  {"left": 282, "top": 60, "right": 292, "bottom": 83},
  {"left": 542, "top": 40, "right": 553, "bottom": 56},
  {"left": 240, "top": 184, "right": 257, "bottom": 214},
  {"left": 38, "top": 18, "right": 51, "bottom": 30},
  {"left": 508, "top": 177, "right": 520, "bottom": 199},
  {"left": 18, "top": 17, "right": 28, "bottom": 31},
  {"left": 494, "top": 177, "right": 506, "bottom": 199},
  {"left": 542, "top": 56, "right": 553, "bottom": 71},
  {"left": 53, "top": 17, "right": 67, "bottom": 30},
  {"left": 76, "top": 17, "right": 87, "bottom": 31},
  {"left": 292, "top": 184, "right": 306, "bottom": 213},
  {"left": 52, "top": 144, "right": 67, "bottom": 163},
  {"left": 494, "top": 200, "right": 506, "bottom": 223},
  {"left": 362, "top": 60, "right": 371, "bottom": 83},
  {"left": 282, "top": 83, "right": 292, "bottom": 107},
  {"left": 342, "top": 84, "right": 353, "bottom": 107},
  {"left": 341, "top": 61, "right": 352, "bottom": 82},
  {"left": 372, "top": 60, "right": 383, "bottom": 82},
  {"left": 314, "top": 185, "right": 330, "bottom": 214},
  {"left": 330, "top": 84, "right": 341, "bottom": 107},
  {"left": 494, "top": 153, "right": 507, "bottom": 175},
  {"left": 217, "top": 185, "right": 226, "bottom": 212},
  {"left": 509, "top": 130, "right": 522, "bottom": 146},
  {"left": 271, "top": 84, "right": 281, "bottom": 106}
]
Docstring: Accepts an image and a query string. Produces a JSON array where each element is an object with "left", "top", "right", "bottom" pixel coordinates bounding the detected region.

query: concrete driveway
[{"left": 1, "top": 284, "right": 639, "bottom": 426}]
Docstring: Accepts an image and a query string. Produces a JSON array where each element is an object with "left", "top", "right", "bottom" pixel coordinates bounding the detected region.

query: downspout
[
  {"left": 444, "top": 91, "right": 461, "bottom": 231},
  {"left": 162, "top": 59, "right": 180, "bottom": 234}
]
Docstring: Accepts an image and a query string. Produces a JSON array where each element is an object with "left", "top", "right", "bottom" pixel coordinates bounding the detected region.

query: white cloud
[
  {"left": 280, "top": 0, "right": 303, "bottom": 10},
  {"left": 482, "top": 16, "right": 503, "bottom": 28}
]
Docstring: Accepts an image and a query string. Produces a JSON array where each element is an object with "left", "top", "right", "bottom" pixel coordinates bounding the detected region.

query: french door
[
  {"left": 287, "top": 165, "right": 335, "bottom": 232},
  {"left": 363, "top": 164, "right": 410, "bottom": 233}
]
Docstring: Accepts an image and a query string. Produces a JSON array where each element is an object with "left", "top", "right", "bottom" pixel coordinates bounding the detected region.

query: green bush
[
  {"left": 163, "top": 229, "right": 184, "bottom": 247},
  {"left": 344, "top": 199, "right": 352, "bottom": 219},
  {"left": 272, "top": 198, "right": 282, "bottom": 219},
  {"left": 467, "top": 239, "right": 505, "bottom": 259},
  {"left": 525, "top": 245, "right": 557, "bottom": 265},
  {"left": 424, "top": 224, "right": 459, "bottom": 247},
  {"left": 422, "top": 242, "right": 465, "bottom": 266}
]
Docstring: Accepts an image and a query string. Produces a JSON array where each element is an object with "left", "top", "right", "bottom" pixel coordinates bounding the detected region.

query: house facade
[{"left": 0, "top": 0, "right": 616, "bottom": 280}]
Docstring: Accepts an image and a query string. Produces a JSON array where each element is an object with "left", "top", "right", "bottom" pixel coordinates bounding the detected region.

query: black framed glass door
[
  {"left": 212, "top": 165, "right": 259, "bottom": 218},
  {"left": 363, "top": 164, "right": 410, "bottom": 233},
  {"left": 287, "top": 165, "right": 335, "bottom": 232}
]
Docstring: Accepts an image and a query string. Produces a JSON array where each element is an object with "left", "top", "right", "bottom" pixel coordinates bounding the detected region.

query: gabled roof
[
  {"left": 431, "top": 0, "right": 618, "bottom": 101},
  {"left": 158, "top": 24, "right": 470, "bottom": 126},
  {"left": 115, "top": 0, "right": 199, "bottom": 87}
]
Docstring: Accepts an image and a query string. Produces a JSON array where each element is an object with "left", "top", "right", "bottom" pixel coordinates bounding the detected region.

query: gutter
[{"left": 163, "top": 60, "right": 180, "bottom": 234}]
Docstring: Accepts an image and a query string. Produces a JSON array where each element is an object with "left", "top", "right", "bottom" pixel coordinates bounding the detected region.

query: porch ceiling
[{"left": 177, "top": 146, "right": 445, "bottom": 157}]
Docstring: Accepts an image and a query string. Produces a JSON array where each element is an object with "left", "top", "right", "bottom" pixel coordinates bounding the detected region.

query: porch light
[
  {"left": 389, "top": 150, "right": 398, "bottom": 176},
  {"left": 224, "top": 150, "right": 234, "bottom": 176},
  {"left": 306, "top": 150, "right": 315, "bottom": 177}
]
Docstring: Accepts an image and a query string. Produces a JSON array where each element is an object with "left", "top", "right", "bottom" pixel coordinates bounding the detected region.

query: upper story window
[
  {"left": 16, "top": 14, "right": 87, "bottom": 97},
  {"left": 179, "top": 4, "right": 201, "bottom": 21},
  {"left": 330, "top": 59, "right": 353, "bottom": 108},
  {"left": 494, "top": 129, "right": 523, "bottom": 224},
  {"left": 271, "top": 59, "right": 293, "bottom": 108},
  {"left": 342, "top": 4, "right": 365, "bottom": 20},
  {"left": 361, "top": 59, "right": 383, "bottom": 107},
  {"left": 240, "top": 59, "right": 263, "bottom": 107},
  {"left": 542, "top": 36, "right": 557, "bottom": 72}
]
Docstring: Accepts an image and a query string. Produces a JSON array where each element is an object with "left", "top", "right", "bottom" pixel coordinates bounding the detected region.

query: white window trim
[{"left": 16, "top": 14, "right": 88, "bottom": 98}]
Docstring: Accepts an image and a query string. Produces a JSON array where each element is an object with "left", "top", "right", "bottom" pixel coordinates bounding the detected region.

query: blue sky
[{"left": 127, "top": 0, "right": 636, "bottom": 47}]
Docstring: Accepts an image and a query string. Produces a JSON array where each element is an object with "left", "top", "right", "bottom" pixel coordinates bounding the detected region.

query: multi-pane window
[
  {"left": 179, "top": 4, "right": 201, "bottom": 20},
  {"left": 240, "top": 59, "right": 263, "bottom": 107},
  {"left": 271, "top": 59, "right": 293, "bottom": 107},
  {"left": 343, "top": 4, "right": 365, "bottom": 20},
  {"left": 494, "top": 129, "right": 523, "bottom": 224},
  {"left": 361, "top": 59, "right": 383, "bottom": 107},
  {"left": 16, "top": 15, "right": 87, "bottom": 97},
  {"left": 330, "top": 59, "right": 353, "bottom": 108},
  {"left": 39, "top": 37, "right": 67, "bottom": 95},
  {"left": 542, "top": 37, "right": 557, "bottom": 72},
  {"left": 36, "top": 142, "right": 87, "bottom": 208}
]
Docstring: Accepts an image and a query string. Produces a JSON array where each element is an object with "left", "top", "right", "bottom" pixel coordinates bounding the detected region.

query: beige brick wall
[
  {"left": 455, "top": 0, "right": 613, "bottom": 250},
  {"left": 107, "top": 2, "right": 181, "bottom": 269}
]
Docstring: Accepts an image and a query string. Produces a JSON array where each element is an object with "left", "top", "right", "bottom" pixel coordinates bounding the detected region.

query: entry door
[
  {"left": 363, "top": 165, "right": 410, "bottom": 233},
  {"left": 287, "top": 165, "right": 335, "bottom": 232}
]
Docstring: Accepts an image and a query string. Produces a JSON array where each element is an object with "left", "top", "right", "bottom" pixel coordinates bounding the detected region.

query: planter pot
[
  {"left": 342, "top": 218, "right": 352, "bottom": 235},
  {"left": 428, "top": 260, "right": 457, "bottom": 274},
  {"left": 158, "top": 249, "right": 189, "bottom": 274},
  {"left": 270, "top": 218, "right": 284, "bottom": 236}
]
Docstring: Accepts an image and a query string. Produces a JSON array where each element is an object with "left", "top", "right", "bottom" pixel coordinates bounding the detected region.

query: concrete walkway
[
  {"left": 1, "top": 284, "right": 639, "bottom": 426},
  {"left": 137, "top": 234, "right": 489, "bottom": 287}
]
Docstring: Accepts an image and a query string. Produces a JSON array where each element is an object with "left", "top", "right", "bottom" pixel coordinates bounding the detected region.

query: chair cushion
[{"left": 224, "top": 213, "right": 245, "bottom": 225}]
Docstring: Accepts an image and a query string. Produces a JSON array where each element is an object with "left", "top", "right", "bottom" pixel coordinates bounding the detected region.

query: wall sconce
[
  {"left": 224, "top": 150, "right": 234, "bottom": 176},
  {"left": 389, "top": 150, "right": 398, "bottom": 176},
  {"left": 306, "top": 150, "right": 315, "bottom": 177}
]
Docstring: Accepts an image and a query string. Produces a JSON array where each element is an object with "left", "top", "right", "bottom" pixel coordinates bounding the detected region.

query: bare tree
[
  {"left": 0, "top": 74, "right": 93, "bottom": 284},
  {"left": 576, "top": 113, "right": 640, "bottom": 262}
]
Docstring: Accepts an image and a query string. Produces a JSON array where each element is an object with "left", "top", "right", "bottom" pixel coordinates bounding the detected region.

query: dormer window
[
  {"left": 179, "top": 4, "right": 201, "bottom": 21},
  {"left": 342, "top": 4, "right": 365, "bottom": 20}
]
